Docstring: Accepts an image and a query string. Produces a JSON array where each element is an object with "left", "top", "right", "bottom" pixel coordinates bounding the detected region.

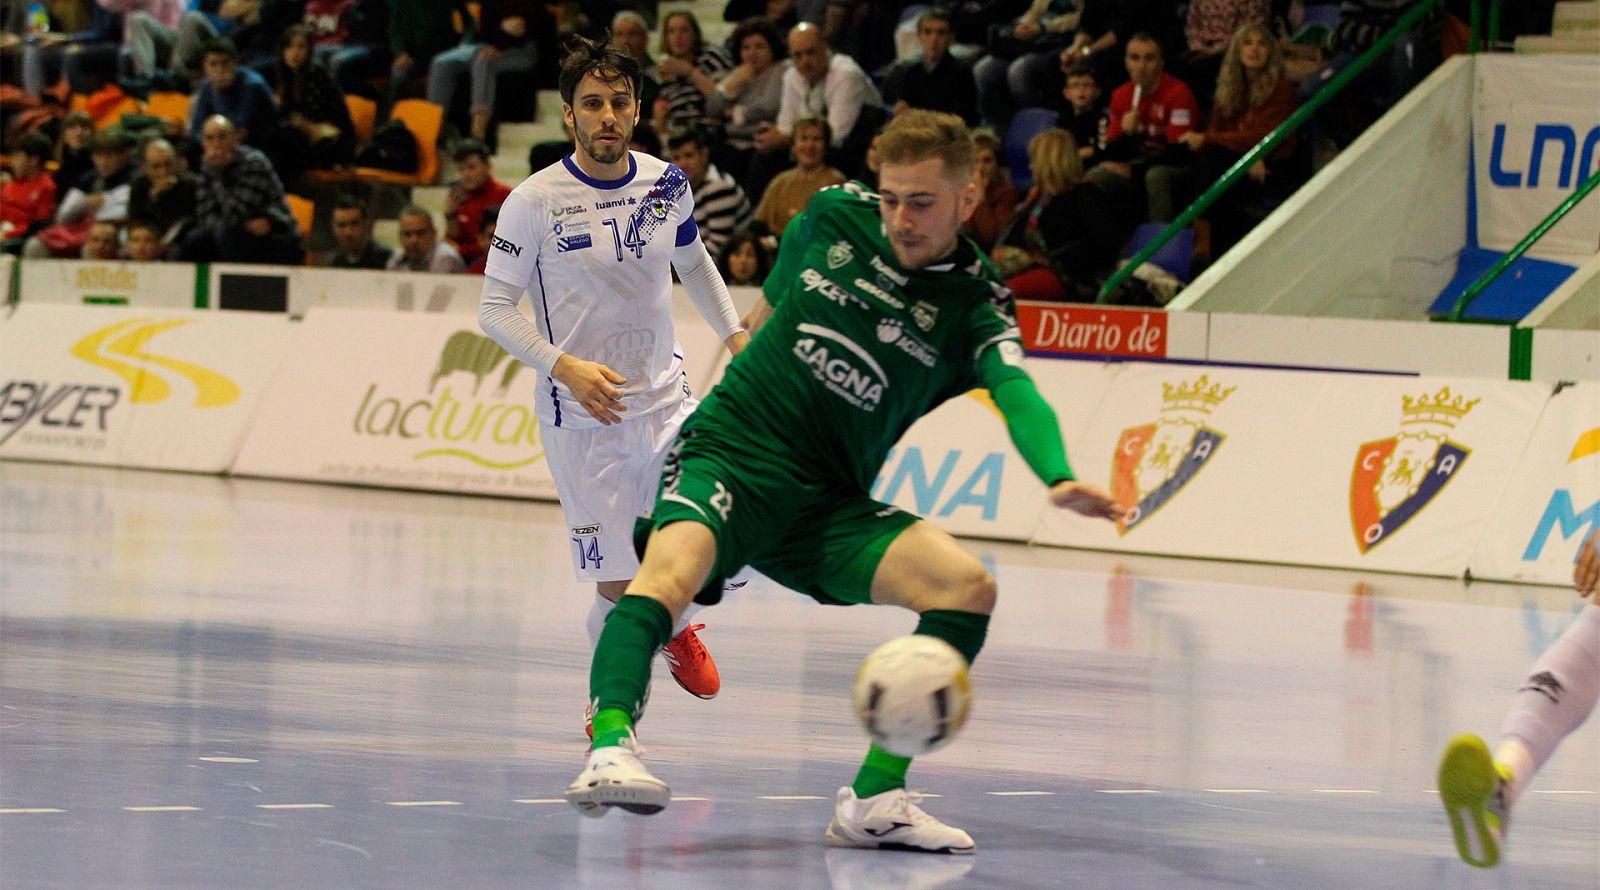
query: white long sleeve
[
  {"left": 672, "top": 237, "right": 743, "bottom": 342},
  {"left": 478, "top": 274, "right": 565, "bottom": 378}
]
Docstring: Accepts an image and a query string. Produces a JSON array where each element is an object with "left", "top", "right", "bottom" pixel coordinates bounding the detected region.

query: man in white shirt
[
  {"left": 754, "top": 23, "right": 882, "bottom": 184},
  {"left": 479, "top": 36, "right": 749, "bottom": 732}
]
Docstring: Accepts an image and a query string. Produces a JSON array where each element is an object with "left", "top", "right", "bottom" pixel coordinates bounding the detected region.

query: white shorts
[{"left": 541, "top": 397, "right": 695, "bottom": 583}]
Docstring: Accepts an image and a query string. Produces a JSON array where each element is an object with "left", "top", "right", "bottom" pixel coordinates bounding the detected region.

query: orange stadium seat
[
  {"left": 144, "top": 91, "right": 190, "bottom": 128},
  {"left": 351, "top": 99, "right": 443, "bottom": 186},
  {"left": 345, "top": 94, "right": 377, "bottom": 142}
]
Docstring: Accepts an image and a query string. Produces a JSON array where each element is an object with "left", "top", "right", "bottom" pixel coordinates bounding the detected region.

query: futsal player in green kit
[{"left": 564, "top": 109, "right": 1124, "bottom": 853}]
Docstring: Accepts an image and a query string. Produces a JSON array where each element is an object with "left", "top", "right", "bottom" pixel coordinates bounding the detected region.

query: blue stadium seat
[
  {"left": 1428, "top": 247, "right": 1577, "bottom": 322},
  {"left": 1005, "top": 107, "right": 1059, "bottom": 190},
  {"left": 1123, "top": 223, "right": 1196, "bottom": 282}
]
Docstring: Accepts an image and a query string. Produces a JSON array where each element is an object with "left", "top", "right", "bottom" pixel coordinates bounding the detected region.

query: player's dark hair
[
  {"left": 451, "top": 138, "right": 492, "bottom": 164},
  {"left": 332, "top": 193, "right": 369, "bottom": 217},
  {"left": 558, "top": 33, "right": 642, "bottom": 109}
]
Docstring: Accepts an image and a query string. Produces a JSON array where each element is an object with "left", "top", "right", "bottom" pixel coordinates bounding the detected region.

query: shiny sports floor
[{"left": 2, "top": 462, "right": 1595, "bottom": 890}]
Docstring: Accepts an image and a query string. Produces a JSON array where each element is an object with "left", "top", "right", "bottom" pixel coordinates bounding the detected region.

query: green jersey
[{"left": 687, "top": 182, "right": 1026, "bottom": 493}]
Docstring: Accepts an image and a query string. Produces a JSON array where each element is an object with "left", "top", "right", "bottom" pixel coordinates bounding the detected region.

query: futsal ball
[{"left": 852, "top": 635, "right": 973, "bottom": 757}]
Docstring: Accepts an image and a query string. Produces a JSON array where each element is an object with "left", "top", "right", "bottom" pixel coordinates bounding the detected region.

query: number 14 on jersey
[{"left": 600, "top": 217, "right": 646, "bottom": 262}]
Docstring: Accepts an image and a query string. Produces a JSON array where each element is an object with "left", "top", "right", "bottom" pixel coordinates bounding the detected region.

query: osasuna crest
[
  {"left": 827, "top": 240, "right": 853, "bottom": 270},
  {"left": 1350, "top": 386, "right": 1478, "bottom": 553},
  {"left": 1110, "top": 375, "right": 1234, "bottom": 535}
]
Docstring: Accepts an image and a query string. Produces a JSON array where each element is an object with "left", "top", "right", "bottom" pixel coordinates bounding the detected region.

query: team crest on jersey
[
  {"left": 646, "top": 198, "right": 668, "bottom": 220},
  {"left": 1350, "top": 387, "right": 1477, "bottom": 553},
  {"left": 827, "top": 241, "right": 853, "bottom": 270},
  {"left": 1111, "top": 375, "right": 1234, "bottom": 535},
  {"left": 911, "top": 301, "right": 938, "bottom": 332}
]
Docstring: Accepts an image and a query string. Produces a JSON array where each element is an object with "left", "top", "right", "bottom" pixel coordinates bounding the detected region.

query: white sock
[
  {"left": 671, "top": 601, "right": 705, "bottom": 639},
  {"left": 586, "top": 592, "right": 617, "bottom": 647},
  {"left": 1496, "top": 605, "right": 1600, "bottom": 806}
]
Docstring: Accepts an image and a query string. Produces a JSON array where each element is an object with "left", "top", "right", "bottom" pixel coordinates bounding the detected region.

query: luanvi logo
[
  {"left": 1, "top": 318, "right": 236, "bottom": 447},
  {"left": 350, "top": 330, "right": 545, "bottom": 470}
]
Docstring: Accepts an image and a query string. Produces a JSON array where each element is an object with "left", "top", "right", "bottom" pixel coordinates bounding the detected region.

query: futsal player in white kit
[
  {"left": 1437, "top": 527, "right": 1600, "bottom": 868},
  {"left": 478, "top": 35, "right": 749, "bottom": 731}
]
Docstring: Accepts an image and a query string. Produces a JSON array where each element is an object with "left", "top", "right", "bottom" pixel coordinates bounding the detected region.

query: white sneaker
[
  {"left": 824, "top": 786, "right": 975, "bottom": 854},
  {"left": 564, "top": 733, "right": 670, "bottom": 818}
]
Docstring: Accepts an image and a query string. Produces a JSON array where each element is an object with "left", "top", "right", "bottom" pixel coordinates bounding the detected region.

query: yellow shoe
[{"left": 1438, "top": 733, "right": 1511, "bottom": 868}]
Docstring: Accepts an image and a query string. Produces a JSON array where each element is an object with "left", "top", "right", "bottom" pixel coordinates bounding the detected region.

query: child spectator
[
  {"left": 1057, "top": 64, "right": 1108, "bottom": 166},
  {"left": 2, "top": 133, "right": 59, "bottom": 241},
  {"left": 715, "top": 228, "right": 772, "bottom": 287},
  {"left": 444, "top": 139, "right": 511, "bottom": 268},
  {"left": 124, "top": 218, "right": 166, "bottom": 260}
]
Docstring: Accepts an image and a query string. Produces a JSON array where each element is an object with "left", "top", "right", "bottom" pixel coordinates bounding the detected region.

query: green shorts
[{"left": 636, "top": 427, "right": 919, "bottom": 607}]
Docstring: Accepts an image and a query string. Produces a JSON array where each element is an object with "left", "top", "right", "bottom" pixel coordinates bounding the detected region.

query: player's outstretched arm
[
  {"left": 740, "top": 296, "right": 773, "bottom": 337},
  {"left": 671, "top": 237, "right": 746, "bottom": 350},
  {"left": 1577, "top": 529, "right": 1599, "bottom": 600},
  {"left": 979, "top": 343, "right": 1124, "bottom": 524}
]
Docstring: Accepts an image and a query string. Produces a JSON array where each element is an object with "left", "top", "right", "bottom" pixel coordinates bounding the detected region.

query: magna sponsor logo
[
  {"left": 350, "top": 330, "right": 545, "bottom": 470},
  {"left": 874, "top": 318, "right": 937, "bottom": 367},
  {"left": 1521, "top": 426, "right": 1600, "bottom": 563},
  {"left": 799, "top": 268, "right": 870, "bottom": 310},
  {"left": 791, "top": 323, "right": 888, "bottom": 411}
]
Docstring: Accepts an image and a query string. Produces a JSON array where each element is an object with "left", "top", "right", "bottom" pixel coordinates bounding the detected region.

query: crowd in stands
[{"left": 0, "top": 0, "right": 1555, "bottom": 301}]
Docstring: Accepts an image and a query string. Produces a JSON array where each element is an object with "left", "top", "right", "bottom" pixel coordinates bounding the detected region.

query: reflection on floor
[{"left": 1, "top": 462, "right": 1595, "bottom": 889}]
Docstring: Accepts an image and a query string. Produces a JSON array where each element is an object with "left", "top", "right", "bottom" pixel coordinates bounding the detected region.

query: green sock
[
  {"left": 849, "top": 610, "right": 990, "bottom": 798},
  {"left": 851, "top": 743, "right": 912, "bottom": 798},
  {"left": 590, "top": 595, "right": 673, "bottom": 749}
]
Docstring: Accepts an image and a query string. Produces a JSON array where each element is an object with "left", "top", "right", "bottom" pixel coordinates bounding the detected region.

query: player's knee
[{"left": 938, "top": 564, "right": 996, "bottom": 614}]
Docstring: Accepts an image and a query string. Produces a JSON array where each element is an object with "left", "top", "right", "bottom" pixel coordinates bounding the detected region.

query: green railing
[
  {"left": 1447, "top": 167, "right": 1600, "bottom": 321},
  {"left": 1096, "top": 0, "right": 1451, "bottom": 302}
]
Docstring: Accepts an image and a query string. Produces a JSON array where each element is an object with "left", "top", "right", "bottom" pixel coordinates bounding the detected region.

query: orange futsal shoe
[{"left": 661, "top": 624, "right": 720, "bottom": 699}]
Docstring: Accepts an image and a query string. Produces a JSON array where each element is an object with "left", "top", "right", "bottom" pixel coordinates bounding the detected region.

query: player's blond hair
[{"left": 874, "top": 109, "right": 977, "bottom": 182}]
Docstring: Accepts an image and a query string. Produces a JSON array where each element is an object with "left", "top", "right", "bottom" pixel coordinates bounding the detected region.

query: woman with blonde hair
[
  {"left": 993, "top": 128, "right": 1123, "bottom": 302},
  {"left": 1178, "top": 23, "right": 1298, "bottom": 254}
]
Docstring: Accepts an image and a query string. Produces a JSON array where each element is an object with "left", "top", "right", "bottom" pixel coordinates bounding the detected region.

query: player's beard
[{"left": 579, "top": 125, "right": 630, "bottom": 167}]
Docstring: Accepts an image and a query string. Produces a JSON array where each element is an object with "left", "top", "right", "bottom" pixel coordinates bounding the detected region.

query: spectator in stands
[
  {"left": 1179, "top": 23, "right": 1297, "bottom": 254},
  {"left": 124, "top": 218, "right": 166, "bottom": 260},
  {"left": 387, "top": 206, "right": 464, "bottom": 273},
  {"left": 996, "top": 128, "right": 1120, "bottom": 301},
  {"left": 186, "top": 114, "right": 302, "bottom": 264},
  {"left": 608, "top": 10, "right": 661, "bottom": 110},
  {"left": 94, "top": 0, "right": 184, "bottom": 88},
  {"left": 765, "top": 22, "right": 882, "bottom": 180},
  {"left": 317, "top": 0, "right": 390, "bottom": 97},
  {"left": 465, "top": 204, "right": 497, "bottom": 274},
  {"left": 23, "top": 128, "right": 135, "bottom": 258},
  {"left": 1323, "top": 0, "right": 1441, "bottom": 143},
  {"left": 1053, "top": 0, "right": 1187, "bottom": 107},
  {"left": 721, "top": 0, "right": 799, "bottom": 31},
  {"left": 1057, "top": 64, "right": 1108, "bottom": 164},
  {"left": 1173, "top": 0, "right": 1269, "bottom": 107},
  {"left": 266, "top": 24, "right": 355, "bottom": 184},
  {"left": 302, "top": 0, "right": 359, "bottom": 67},
  {"left": 444, "top": 139, "right": 510, "bottom": 269},
  {"left": 882, "top": 9, "right": 980, "bottom": 127},
  {"left": 324, "top": 194, "right": 390, "bottom": 268},
  {"left": 973, "top": 0, "right": 1080, "bottom": 128},
  {"left": 82, "top": 219, "right": 122, "bottom": 260},
  {"left": 753, "top": 116, "right": 844, "bottom": 238},
  {"left": 188, "top": 37, "right": 278, "bottom": 148},
  {"left": 715, "top": 228, "right": 772, "bottom": 287},
  {"left": 21, "top": 0, "right": 120, "bottom": 95},
  {"left": 1, "top": 133, "right": 59, "bottom": 242},
  {"left": 667, "top": 127, "right": 752, "bottom": 259},
  {"left": 630, "top": 122, "right": 663, "bottom": 158},
  {"left": 388, "top": 0, "right": 472, "bottom": 107},
  {"left": 962, "top": 128, "right": 1018, "bottom": 254},
  {"left": 128, "top": 137, "right": 198, "bottom": 254},
  {"left": 53, "top": 112, "right": 96, "bottom": 196},
  {"left": 652, "top": 10, "right": 733, "bottom": 138},
  {"left": 1088, "top": 32, "right": 1200, "bottom": 224},
  {"left": 126, "top": 1, "right": 215, "bottom": 85},
  {"left": 714, "top": 17, "right": 786, "bottom": 192},
  {"left": 427, "top": 0, "right": 546, "bottom": 142}
]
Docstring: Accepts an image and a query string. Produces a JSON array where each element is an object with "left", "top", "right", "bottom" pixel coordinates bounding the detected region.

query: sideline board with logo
[
  {"left": 1036, "top": 364, "right": 1550, "bottom": 576},
  {"left": 19, "top": 258, "right": 199, "bottom": 309},
  {"left": 0, "top": 304, "right": 292, "bottom": 470},
  {"left": 1469, "top": 382, "right": 1600, "bottom": 585},
  {"left": 1017, "top": 303, "right": 1206, "bottom": 362},
  {"left": 233, "top": 308, "right": 558, "bottom": 499},
  {"left": 1473, "top": 55, "right": 1600, "bottom": 264}
]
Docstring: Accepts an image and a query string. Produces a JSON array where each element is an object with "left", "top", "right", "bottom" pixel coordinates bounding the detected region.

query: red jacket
[
  {"left": 448, "top": 178, "right": 512, "bottom": 266},
  {"left": 1105, "top": 73, "right": 1201, "bottom": 161},
  {"left": 1, "top": 172, "right": 57, "bottom": 237}
]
